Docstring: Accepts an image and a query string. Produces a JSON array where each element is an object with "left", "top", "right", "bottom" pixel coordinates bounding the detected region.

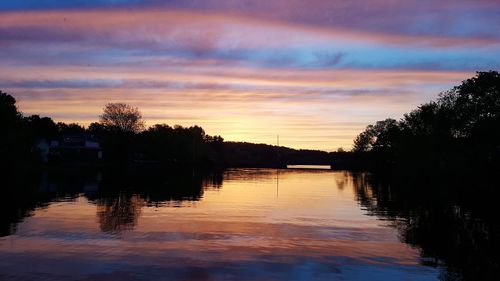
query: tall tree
[
  {"left": 99, "top": 103, "right": 145, "bottom": 133},
  {"left": 349, "top": 71, "right": 500, "bottom": 171},
  {"left": 0, "top": 91, "right": 35, "bottom": 167}
]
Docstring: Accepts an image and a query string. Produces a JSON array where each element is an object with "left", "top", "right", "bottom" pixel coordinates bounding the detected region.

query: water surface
[{"left": 0, "top": 168, "right": 493, "bottom": 280}]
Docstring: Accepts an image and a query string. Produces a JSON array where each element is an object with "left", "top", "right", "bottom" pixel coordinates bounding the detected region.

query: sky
[{"left": 1, "top": 0, "right": 499, "bottom": 151}]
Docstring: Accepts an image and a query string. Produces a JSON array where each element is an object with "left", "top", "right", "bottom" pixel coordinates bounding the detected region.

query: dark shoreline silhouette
[
  {"left": 0, "top": 93, "right": 331, "bottom": 170},
  {"left": 1, "top": 71, "right": 499, "bottom": 173},
  {"left": 332, "top": 71, "right": 500, "bottom": 175}
]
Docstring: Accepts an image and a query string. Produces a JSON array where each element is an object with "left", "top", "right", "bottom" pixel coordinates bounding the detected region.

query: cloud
[
  {"left": 0, "top": 4, "right": 497, "bottom": 150},
  {"left": 4, "top": 68, "right": 471, "bottom": 150},
  {"left": 0, "top": 9, "right": 498, "bottom": 74},
  {"left": 4, "top": 0, "right": 499, "bottom": 43}
]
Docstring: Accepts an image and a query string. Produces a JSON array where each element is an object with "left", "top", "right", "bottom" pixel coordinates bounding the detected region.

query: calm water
[{"left": 0, "top": 168, "right": 497, "bottom": 280}]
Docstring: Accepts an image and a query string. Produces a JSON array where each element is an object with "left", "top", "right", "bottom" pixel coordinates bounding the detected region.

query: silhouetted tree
[
  {"left": 346, "top": 71, "right": 500, "bottom": 172},
  {"left": 352, "top": 126, "right": 375, "bottom": 152},
  {"left": 99, "top": 103, "right": 145, "bottom": 133},
  {"left": 88, "top": 122, "right": 107, "bottom": 135},
  {"left": 0, "top": 91, "right": 20, "bottom": 123},
  {"left": 57, "top": 122, "right": 85, "bottom": 135},
  {"left": 136, "top": 124, "right": 176, "bottom": 163},
  {"left": 2, "top": 90, "right": 335, "bottom": 168},
  {"left": 0, "top": 91, "right": 36, "bottom": 168},
  {"left": 25, "top": 115, "right": 58, "bottom": 140},
  {"left": 352, "top": 118, "right": 399, "bottom": 152}
]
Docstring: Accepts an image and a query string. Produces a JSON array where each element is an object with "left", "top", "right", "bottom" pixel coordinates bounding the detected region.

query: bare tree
[{"left": 99, "top": 103, "right": 145, "bottom": 133}]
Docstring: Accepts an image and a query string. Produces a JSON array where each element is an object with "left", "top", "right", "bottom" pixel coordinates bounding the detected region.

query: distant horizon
[
  {"left": 5, "top": 71, "right": 479, "bottom": 152},
  {"left": 7, "top": 94, "right": 337, "bottom": 152},
  {"left": 2, "top": 1, "right": 499, "bottom": 151}
]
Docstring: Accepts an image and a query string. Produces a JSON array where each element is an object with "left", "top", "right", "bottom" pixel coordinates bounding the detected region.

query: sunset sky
[{"left": 1, "top": 1, "right": 499, "bottom": 151}]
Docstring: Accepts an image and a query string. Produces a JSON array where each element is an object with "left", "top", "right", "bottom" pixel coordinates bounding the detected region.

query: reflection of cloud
[{"left": 0, "top": 169, "right": 440, "bottom": 279}]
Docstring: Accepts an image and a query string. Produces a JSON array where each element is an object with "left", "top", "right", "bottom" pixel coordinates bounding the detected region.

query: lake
[{"left": 0, "top": 168, "right": 497, "bottom": 280}]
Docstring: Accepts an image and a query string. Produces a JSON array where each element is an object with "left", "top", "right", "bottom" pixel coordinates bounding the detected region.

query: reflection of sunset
[
  {"left": 0, "top": 170, "right": 435, "bottom": 280},
  {"left": 0, "top": 1, "right": 497, "bottom": 280}
]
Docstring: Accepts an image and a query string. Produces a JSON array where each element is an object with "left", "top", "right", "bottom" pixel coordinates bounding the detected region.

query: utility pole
[{"left": 276, "top": 134, "right": 280, "bottom": 198}]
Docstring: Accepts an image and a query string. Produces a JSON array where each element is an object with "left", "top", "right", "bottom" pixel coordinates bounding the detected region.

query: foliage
[
  {"left": 0, "top": 91, "right": 20, "bottom": 124},
  {"left": 0, "top": 91, "right": 35, "bottom": 168},
  {"left": 99, "top": 103, "right": 145, "bottom": 133},
  {"left": 352, "top": 118, "right": 399, "bottom": 152},
  {"left": 57, "top": 122, "right": 86, "bottom": 135},
  {"left": 349, "top": 71, "right": 500, "bottom": 171},
  {"left": 2, "top": 93, "right": 325, "bottom": 167}
]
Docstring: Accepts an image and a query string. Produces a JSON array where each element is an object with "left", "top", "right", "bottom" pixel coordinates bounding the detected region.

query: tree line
[
  {"left": 4, "top": 70, "right": 497, "bottom": 171},
  {"left": 333, "top": 71, "right": 500, "bottom": 173},
  {"left": 0, "top": 93, "right": 331, "bottom": 169},
  {"left": 0, "top": 95, "right": 226, "bottom": 167}
]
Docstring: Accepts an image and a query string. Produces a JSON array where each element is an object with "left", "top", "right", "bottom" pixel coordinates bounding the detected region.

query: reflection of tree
[
  {"left": 0, "top": 190, "right": 41, "bottom": 236},
  {"left": 335, "top": 171, "right": 351, "bottom": 190},
  {"left": 91, "top": 169, "right": 222, "bottom": 232},
  {"left": 352, "top": 173, "right": 500, "bottom": 281},
  {"left": 1, "top": 169, "right": 223, "bottom": 236},
  {"left": 96, "top": 194, "right": 144, "bottom": 233},
  {"left": 0, "top": 171, "right": 97, "bottom": 237}
]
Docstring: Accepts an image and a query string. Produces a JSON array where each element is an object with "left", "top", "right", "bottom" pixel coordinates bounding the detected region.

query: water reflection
[
  {"left": 0, "top": 169, "right": 497, "bottom": 280},
  {"left": 96, "top": 194, "right": 143, "bottom": 233},
  {"left": 0, "top": 172, "right": 52, "bottom": 237},
  {"left": 1, "top": 168, "right": 222, "bottom": 236},
  {"left": 353, "top": 173, "right": 500, "bottom": 281}
]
